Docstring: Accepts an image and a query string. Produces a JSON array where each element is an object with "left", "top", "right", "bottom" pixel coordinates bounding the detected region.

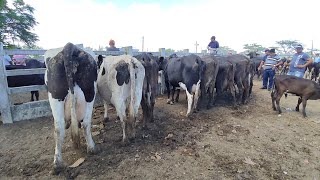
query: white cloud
[{"left": 23, "top": 0, "right": 320, "bottom": 52}]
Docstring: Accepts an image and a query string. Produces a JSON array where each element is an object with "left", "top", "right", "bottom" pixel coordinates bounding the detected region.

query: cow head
[
  {"left": 158, "top": 56, "right": 168, "bottom": 71},
  {"left": 246, "top": 52, "right": 259, "bottom": 59}
]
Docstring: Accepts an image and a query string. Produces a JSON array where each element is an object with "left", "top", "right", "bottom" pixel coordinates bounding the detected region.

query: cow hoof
[
  {"left": 166, "top": 99, "right": 171, "bottom": 104},
  {"left": 51, "top": 163, "right": 65, "bottom": 175},
  {"left": 273, "top": 107, "right": 277, "bottom": 111},
  {"left": 87, "top": 146, "right": 98, "bottom": 155},
  {"left": 121, "top": 139, "right": 130, "bottom": 147}
]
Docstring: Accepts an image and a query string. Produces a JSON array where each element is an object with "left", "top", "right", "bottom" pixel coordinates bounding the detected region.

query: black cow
[
  {"left": 247, "top": 52, "right": 263, "bottom": 79},
  {"left": 134, "top": 53, "right": 159, "bottom": 128},
  {"left": 228, "top": 55, "right": 251, "bottom": 104},
  {"left": 213, "top": 56, "right": 236, "bottom": 105},
  {"left": 199, "top": 55, "right": 219, "bottom": 109},
  {"left": 6, "top": 59, "right": 46, "bottom": 101},
  {"left": 159, "top": 54, "right": 205, "bottom": 116}
]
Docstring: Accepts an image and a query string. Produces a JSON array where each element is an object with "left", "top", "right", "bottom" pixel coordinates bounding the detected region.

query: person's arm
[
  {"left": 258, "top": 60, "right": 265, "bottom": 70},
  {"left": 207, "top": 42, "right": 211, "bottom": 50},
  {"left": 297, "top": 55, "right": 313, "bottom": 68}
]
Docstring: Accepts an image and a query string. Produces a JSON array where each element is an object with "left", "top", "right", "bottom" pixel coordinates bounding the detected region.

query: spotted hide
[
  {"left": 97, "top": 55, "right": 145, "bottom": 144},
  {"left": 44, "top": 43, "right": 98, "bottom": 174}
]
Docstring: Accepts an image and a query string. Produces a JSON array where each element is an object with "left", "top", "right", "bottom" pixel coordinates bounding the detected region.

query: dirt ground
[{"left": 0, "top": 79, "right": 320, "bottom": 180}]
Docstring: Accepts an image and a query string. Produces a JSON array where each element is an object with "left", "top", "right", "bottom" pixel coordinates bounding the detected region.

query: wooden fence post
[{"left": 0, "top": 43, "right": 13, "bottom": 124}]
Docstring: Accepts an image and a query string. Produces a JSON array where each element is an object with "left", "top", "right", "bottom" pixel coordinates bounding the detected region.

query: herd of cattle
[
  {"left": 4, "top": 42, "right": 320, "bottom": 174},
  {"left": 2, "top": 43, "right": 259, "bottom": 173}
]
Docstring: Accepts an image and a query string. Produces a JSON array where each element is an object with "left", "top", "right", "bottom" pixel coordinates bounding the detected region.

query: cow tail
[
  {"left": 129, "top": 58, "right": 137, "bottom": 128},
  {"left": 62, "top": 42, "right": 80, "bottom": 148}
]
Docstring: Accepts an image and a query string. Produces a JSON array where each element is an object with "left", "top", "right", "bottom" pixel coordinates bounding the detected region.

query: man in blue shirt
[
  {"left": 207, "top": 36, "right": 219, "bottom": 54},
  {"left": 287, "top": 44, "right": 313, "bottom": 78},
  {"left": 259, "top": 49, "right": 282, "bottom": 90}
]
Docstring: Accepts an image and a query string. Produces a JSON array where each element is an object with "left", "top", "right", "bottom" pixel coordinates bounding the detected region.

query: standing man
[
  {"left": 107, "top": 39, "right": 120, "bottom": 51},
  {"left": 259, "top": 49, "right": 282, "bottom": 90},
  {"left": 207, "top": 36, "right": 219, "bottom": 55},
  {"left": 287, "top": 44, "right": 313, "bottom": 78}
]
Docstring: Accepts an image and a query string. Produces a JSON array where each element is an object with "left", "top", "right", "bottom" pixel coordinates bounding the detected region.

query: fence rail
[{"left": 0, "top": 43, "right": 209, "bottom": 124}]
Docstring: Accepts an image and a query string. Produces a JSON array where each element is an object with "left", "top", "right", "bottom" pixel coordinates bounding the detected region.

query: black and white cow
[
  {"left": 97, "top": 55, "right": 145, "bottom": 143},
  {"left": 44, "top": 43, "right": 98, "bottom": 174},
  {"left": 159, "top": 54, "right": 205, "bottom": 116}
]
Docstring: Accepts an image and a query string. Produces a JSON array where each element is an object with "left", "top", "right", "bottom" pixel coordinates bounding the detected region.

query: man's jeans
[
  {"left": 263, "top": 68, "right": 275, "bottom": 89},
  {"left": 287, "top": 71, "right": 304, "bottom": 78}
]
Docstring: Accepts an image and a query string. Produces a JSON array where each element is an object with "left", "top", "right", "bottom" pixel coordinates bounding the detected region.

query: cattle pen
[{"left": 0, "top": 43, "right": 206, "bottom": 124}]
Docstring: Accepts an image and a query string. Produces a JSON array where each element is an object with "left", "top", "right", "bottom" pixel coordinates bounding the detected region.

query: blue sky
[{"left": 22, "top": 0, "right": 320, "bottom": 53}]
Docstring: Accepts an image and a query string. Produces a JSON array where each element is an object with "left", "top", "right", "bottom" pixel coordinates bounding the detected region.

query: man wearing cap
[
  {"left": 287, "top": 44, "right": 313, "bottom": 78},
  {"left": 207, "top": 36, "right": 219, "bottom": 55},
  {"left": 259, "top": 48, "right": 282, "bottom": 90}
]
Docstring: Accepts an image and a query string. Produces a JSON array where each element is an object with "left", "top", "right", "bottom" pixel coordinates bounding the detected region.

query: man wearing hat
[
  {"left": 259, "top": 48, "right": 282, "bottom": 90},
  {"left": 287, "top": 44, "right": 313, "bottom": 78},
  {"left": 207, "top": 36, "right": 219, "bottom": 55}
]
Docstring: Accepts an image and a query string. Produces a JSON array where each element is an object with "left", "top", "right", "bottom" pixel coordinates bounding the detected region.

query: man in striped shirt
[{"left": 258, "top": 48, "right": 282, "bottom": 90}]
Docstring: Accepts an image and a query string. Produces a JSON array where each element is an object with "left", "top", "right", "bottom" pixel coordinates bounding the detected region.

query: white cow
[
  {"left": 97, "top": 55, "right": 145, "bottom": 144},
  {"left": 44, "top": 43, "right": 98, "bottom": 174}
]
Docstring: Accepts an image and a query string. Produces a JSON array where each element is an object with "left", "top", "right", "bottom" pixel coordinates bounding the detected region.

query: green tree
[
  {"left": 219, "top": 46, "right": 236, "bottom": 55},
  {"left": 165, "top": 48, "right": 175, "bottom": 53},
  {"left": 243, "top": 43, "right": 266, "bottom": 53},
  {"left": 275, "top": 40, "right": 300, "bottom": 54},
  {"left": 0, "top": 0, "right": 38, "bottom": 48}
]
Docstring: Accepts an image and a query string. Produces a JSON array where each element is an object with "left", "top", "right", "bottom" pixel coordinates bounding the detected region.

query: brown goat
[{"left": 271, "top": 75, "right": 320, "bottom": 117}]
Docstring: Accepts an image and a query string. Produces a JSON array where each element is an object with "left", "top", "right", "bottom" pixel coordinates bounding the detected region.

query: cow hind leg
[
  {"left": 116, "top": 106, "right": 129, "bottom": 145},
  {"left": 295, "top": 97, "right": 302, "bottom": 112},
  {"left": 301, "top": 97, "right": 308, "bottom": 118},
  {"left": 48, "top": 94, "right": 66, "bottom": 175},
  {"left": 83, "top": 100, "right": 96, "bottom": 154},
  {"left": 271, "top": 91, "right": 277, "bottom": 111},
  {"left": 275, "top": 92, "right": 283, "bottom": 114},
  {"left": 175, "top": 89, "right": 180, "bottom": 102}
]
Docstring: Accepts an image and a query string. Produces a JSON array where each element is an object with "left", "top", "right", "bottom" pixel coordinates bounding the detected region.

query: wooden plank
[
  {"left": 4, "top": 49, "right": 46, "bottom": 55},
  {"left": 11, "top": 100, "right": 52, "bottom": 122},
  {"left": 0, "top": 43, "right": 13, "bottom": 123},
  {"left": 6, "top": 68, "right": 46, "bottom": 76},
  {"left": 9, "top": 85, "right": 47, "bottom": 94}
]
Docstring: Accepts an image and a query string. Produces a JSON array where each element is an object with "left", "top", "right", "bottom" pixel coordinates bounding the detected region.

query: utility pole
[
  {"left": 142, "top": 36, "right": 144, "bottom": 52},
  {"left": 194, "top": 41, "right": 199, "bottom": 53}
]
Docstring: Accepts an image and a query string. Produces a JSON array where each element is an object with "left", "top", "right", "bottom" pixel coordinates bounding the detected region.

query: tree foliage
[
  {"left": 275, "top": 40, "right": 300, "bottom": 54},
  {"left": 165, "top": 48, "right": 175, "bottom": 53},
  {"left": 219, "top": 46, "right": 237, "bottom": 55},
  {"left": 0, "top": 0, "right": 38, "bottom": 48},
  {"left": 243, "top": 43, "right": 266, "bottom": 53}
]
